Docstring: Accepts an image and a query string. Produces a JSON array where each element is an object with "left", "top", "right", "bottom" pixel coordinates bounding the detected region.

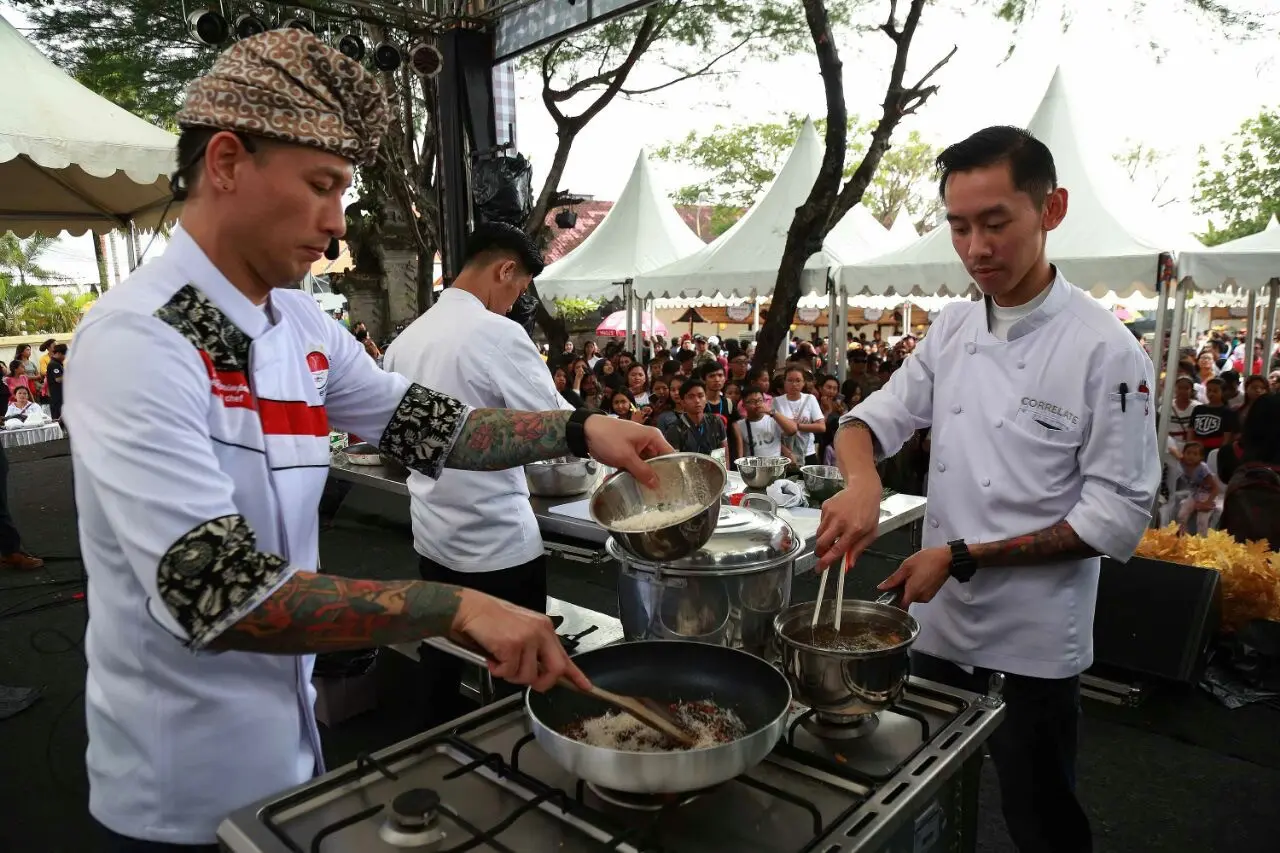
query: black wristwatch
[
  {"left": 566, "top": 408, "right": 605, "bottom": 459},
  {"left": 948, "top": 539, "right": 977, "bottom": 583}
]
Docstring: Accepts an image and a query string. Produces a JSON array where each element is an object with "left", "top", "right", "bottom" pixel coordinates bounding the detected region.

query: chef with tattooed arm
[
  {"left": 815, "top": 127, "right": 1159, "bottom": 853},
  {"left": 63, "top": 32, "right": 671, "bottom": 853}
]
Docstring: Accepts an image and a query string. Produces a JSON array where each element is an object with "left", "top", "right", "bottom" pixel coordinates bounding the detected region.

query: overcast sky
[{"left": 5, "top": 0, "right": 1278, "bottom": 284}]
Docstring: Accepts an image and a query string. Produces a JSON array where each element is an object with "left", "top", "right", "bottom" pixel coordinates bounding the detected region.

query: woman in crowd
[
  {"left": 773, "top": 366, "right": 824, "bottom": 466},
  {"left": 815, "top": 374, "right": 846, "bottom": 466},
  {"left": 1220, "top": 393, "right": 1280, "bottom": 545},
  {"left": 608, "top": 389, "right": 649, "bottom": 423},
  {"left": 6, "top": 361, "right": 34, "bottom": 397},
  {"left": 5, "top": 385, "right": 39, "bottom": 422},
  {"left": 645, "top": 378, "right": 672, "bottom": 427},
  {"left": 625, "top": 364, "right": 650, "bottom": 406}
]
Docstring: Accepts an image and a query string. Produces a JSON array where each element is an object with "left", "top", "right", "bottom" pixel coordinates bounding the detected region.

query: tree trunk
[
  {"left": 754, "top": 0, "right": 847, "bottom": 370},
  {"left": 525, "top": 124, "right": 581, "bottom": 355},
  {"left": 92, "top": 232, "right": 109, "bottom": 294}
]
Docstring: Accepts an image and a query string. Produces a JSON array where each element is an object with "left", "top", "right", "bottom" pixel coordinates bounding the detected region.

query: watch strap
[
  {"left": 948, "top": 539, "right": 977, "bottom": 583},
  {"left": 566, "top": 408, "right": 604, "bottom": 459}
]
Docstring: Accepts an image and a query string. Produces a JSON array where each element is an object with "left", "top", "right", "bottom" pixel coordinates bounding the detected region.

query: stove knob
[{"left": 391, "top": 788, "right": 440, "bottom": 827}]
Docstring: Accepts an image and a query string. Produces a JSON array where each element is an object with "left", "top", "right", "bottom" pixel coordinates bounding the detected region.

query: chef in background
[
  {"left": 817, "top": 126, "right": 1160, "bottom": 853},
  {"left": 384, "top": 223, "right": 576, "bottom": 726}
]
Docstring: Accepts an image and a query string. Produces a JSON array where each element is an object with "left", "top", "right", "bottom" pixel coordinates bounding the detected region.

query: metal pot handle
[
  {"left": 741, "top": 493, "right": 777, "bottom": 515},
  {"left": 423, "top": 636, "right": 491, "bottom": 668},
  {"left": 876, "top": 588, "right": 905, "bottom": 609}
]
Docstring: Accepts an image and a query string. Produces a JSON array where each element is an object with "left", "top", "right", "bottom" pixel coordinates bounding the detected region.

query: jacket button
[
  {"left": 965, "top": 343, "right": 976, "bottom": 354},
  {"left": 936, "top": 462, "right": 946, "bottom": 473},
  {"left": 1016, "top": 361, "right": 1026, "bottom": 369},
  {"left": 981, "top": 477, "right": 991, "bottom": 487},
  {"left": 994, "top": 418, "right": 1003, "bottom": 428},
  {"left": 929, "top": 518, "right": 940, "bottom": 528},
  {"left": 951, "top": 404, "right": 962, "bottom": 414}
]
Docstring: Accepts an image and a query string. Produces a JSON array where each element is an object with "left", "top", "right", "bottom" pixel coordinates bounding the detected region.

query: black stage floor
[{"left": 1, "top": 441, "right": 1277, "bottom": 852}]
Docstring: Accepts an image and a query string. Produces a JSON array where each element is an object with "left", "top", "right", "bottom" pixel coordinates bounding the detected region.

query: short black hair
[
  {"left": 52, "top": 344, "right": 68, "bottom": 355},
  {"left": 681, "top": 379, "right": 706, "bottom": 398},
  {"left": 463, "top": 222, "right": 545, "bottom": 277},
  {"left": 936, "top": 126, "right": 1057, "bottom": 206},
  {"left": 698, "top": 362, "right": 724, "bottom": 380},
  {"left": 171, "top": 126, "right": 272, "bottom": 201}
]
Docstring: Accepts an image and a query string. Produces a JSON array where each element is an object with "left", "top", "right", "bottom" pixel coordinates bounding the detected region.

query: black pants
[
  {"left": 417, "top": 553, "right": 547, "bottom": 727},
  {"left": 0, "top": 443, "right": 21, "bottom": 555},
  {"left": 97, "top": 822, "right": 218, "bottom": 853},
  {"left": 910, "top": 652, "right": 1092, "bottom": 853}
]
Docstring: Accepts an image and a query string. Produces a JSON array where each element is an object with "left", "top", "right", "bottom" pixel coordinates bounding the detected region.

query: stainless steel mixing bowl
[
  {"left": 524, "top": 456, "right": 599, "bottom": 497},
  {"left": 735, "top": 456, "right": 790, "bottom": 489},
  {"left": 800, "top": 464, "right": 845, "bottom": 502},
  {"left": 589, "top": 452, "right": 727, "bottom": 561}
]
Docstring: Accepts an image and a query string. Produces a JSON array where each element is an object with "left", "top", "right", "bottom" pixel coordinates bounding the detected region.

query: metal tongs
[{"left": 812, "top": 550, "right": 852, "bottom": 634}]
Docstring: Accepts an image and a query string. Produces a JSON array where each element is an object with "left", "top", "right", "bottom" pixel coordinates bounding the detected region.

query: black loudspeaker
[{"left": 1092, "top": 555, "right": 1221, "bottom": 684}]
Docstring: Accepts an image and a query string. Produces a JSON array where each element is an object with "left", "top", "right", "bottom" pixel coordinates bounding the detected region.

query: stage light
[
  {"left": 372, "top": 42, "right": 402, "bottom": 71},
  {"left": 554, "top": 209, "right": 577, "bottom": 229},
  {"left": 187, "top": 9, "right": 230, "bottom": 46},
  {"left": 234, "top": 13, "right": 266, "bottom": 39},
  {"left": 336, "top": 34, "right": 365, "bottom": 60},
  {"left": 281, "top": 16, "right": 314, "bottom": 33},
  {"left": 408, "top": 42, "right": 443, "bottom": 78}
]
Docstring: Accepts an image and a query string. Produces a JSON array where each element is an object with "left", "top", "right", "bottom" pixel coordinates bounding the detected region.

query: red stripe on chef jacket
[
  {"left": 258, "top": 399, "right": 331, "bottom": 436},
  {"left": 199, "top": 351, "right": 256, "bottom": 411}
]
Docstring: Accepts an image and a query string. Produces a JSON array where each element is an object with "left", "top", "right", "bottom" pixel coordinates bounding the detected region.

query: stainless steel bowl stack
[
  {"left": 590, "top": 453, "right": 727, "bottom": 562},
  {"left": 800, "top": 464, "right": 845, "bottom": 503},
  {"left": 735, "top": 456, "right": 790, "bottom": 489},
  {"left": 524, "top": 457, "right": 600, "bottom": 497}
]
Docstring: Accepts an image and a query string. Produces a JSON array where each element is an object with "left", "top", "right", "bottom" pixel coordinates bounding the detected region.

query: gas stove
[{"left": 218, "top": 677, "right": 1004, "bottom": 853}]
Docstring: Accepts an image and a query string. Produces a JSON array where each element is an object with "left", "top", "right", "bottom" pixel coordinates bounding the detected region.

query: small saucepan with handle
[{"left": 773, "top": 588, "right": 919, "bottom": 717}]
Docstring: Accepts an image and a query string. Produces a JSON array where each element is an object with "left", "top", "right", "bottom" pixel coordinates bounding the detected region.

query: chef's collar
[
  {"left": 983, "top": 265, "right": 1071, "bottom": 342},
  {"left": 165, "top": 225, "right": 274, "bottom": 339}
]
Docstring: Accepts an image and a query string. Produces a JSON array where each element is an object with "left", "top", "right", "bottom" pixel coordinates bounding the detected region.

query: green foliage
[
  {"left": 1194, "top": 107, "right": 1280, "bottom": 246},
  {"left": 527, "top": 0, "right": 857, "bottom": 95},
  {"left": 19, "top": 289, "right": 96, "bottom": 334},
  {"left": 655, "top": 114, "right": 942, "bottom": 228},
  {"left": 12, "top": 0, "right": 212, "bottom": 128},
  {"left": 0, "top": 233, "right": 70, "bottom": 288},
  {"left": 552, "top": 298, "right": 602, "bottom": 323}
]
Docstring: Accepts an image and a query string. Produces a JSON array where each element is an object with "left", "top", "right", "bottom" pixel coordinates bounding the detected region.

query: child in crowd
[{"left": 1173, "top": 441, "right": 1220, "bottom": 535}]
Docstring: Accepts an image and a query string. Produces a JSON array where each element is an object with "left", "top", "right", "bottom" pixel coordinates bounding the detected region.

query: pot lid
[{"left": 607, "top": 503, "right": 800, "bottom": 572}]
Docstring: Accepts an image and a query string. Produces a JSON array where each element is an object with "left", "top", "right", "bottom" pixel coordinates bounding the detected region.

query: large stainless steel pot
[
  {"left": 524, "top": 456, "right": 600, "bottom": 497},
  {"left": 773, "top": 591, "right": 919, "bottom": 716},
  {"left": 611, "top": 494, "right": 799, "bottom": 661}
]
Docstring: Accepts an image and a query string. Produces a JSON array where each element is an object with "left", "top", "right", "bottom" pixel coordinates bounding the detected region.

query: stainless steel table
[{"left": 328, "top": 455, "right": 927, "bottom": 572}]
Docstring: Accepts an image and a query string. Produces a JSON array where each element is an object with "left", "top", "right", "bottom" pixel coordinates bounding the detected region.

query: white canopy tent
[
  {"left": 1179, "top": 214, "right": 1280, "bottom": 379},
  {"left": 837, "top": 65, "right": 1198, "bottom": 300},
  {"left": 536, "top": 149, "right": 704, "bottom": 303},
  {"left": 634, "top": 119, "right": 828, "bottom": 301},
  {"left": 0, "top": 14, "right": 176, "bottom": 247},
  {"left": 887, "top": 207, "right": 919, "bottom": 249}
]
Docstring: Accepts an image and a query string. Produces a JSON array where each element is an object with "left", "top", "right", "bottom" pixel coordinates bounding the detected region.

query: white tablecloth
[{"left": 1, "top": 423, "right": 64, "bottom": 448}]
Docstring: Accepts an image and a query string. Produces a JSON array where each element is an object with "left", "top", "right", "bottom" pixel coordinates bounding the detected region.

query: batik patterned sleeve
[{"left": 64, "top": 313, "right": 295, "bottom": 649}]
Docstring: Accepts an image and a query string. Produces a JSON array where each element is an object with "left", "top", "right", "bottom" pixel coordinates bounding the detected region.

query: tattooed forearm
[
  {"left": 968, "top": 521, "right": 1099, "bottom": 569},
  {"left": 445, "top": 408, "right": 573, "bottom": 471},
  {"left": 835, "top": 418, "right": 883, "bottom": 468},
  {"left": 207, "top": 571, "right": 465, "bottom": 654}
]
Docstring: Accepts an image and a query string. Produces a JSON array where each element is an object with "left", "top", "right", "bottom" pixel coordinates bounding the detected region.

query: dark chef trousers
[
  {"left": 97, "top": 822, "right": 219, "bottom": 853},
  {"left": 0, "top": 444, "right": 22, "bottom": 555},
  {"left": 417, "top": 553, "right": 547, "bottom": 727},
  {"left": 910, "top": 652, "right": 1092, "bottom": 853}
]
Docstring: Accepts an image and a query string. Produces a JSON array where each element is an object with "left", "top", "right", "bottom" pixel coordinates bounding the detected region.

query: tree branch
[
  {"left": 619, "top": 35, "right": 758, "bottom": 97},
  {"left": 828, "top": 0, "right": 953, "bottom": 228}
]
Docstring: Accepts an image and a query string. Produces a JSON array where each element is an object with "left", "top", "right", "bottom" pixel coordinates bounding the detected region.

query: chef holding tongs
[{"left": 816, "top": 127, "right": 1160, "bottom": 852}]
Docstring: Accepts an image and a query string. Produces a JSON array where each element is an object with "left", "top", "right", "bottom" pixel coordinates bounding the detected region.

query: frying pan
[{"left": 432, "top": 638, "right": 791, "bottom": 794}]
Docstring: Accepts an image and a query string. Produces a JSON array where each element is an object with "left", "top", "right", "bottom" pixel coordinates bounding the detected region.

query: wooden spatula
[{"left": 558, "top": 678, "right": 698, "bottom": 748}]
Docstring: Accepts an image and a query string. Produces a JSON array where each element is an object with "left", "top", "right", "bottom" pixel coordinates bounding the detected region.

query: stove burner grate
[
  {"left": 798, "top": 711, "right": 881, "bottom": 741},
  {"left": 585, "top": 783, "right": 716, "bottom": 811}
]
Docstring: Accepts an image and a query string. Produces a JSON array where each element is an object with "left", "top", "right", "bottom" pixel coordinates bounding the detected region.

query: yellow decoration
[{"left": 1136, "top": 526, "right": 1280, "bottom": 630}]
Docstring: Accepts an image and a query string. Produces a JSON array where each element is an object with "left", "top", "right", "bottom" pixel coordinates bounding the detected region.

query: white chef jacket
[
  {"left": 383, "top": 288, "right": 574, "bottom": 572},
  {"left": 64, "top": 227, "right": 471, "bottom": 844},
  {"left": 844, "top": 271, "right": 1160, "bottom": 679}
]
